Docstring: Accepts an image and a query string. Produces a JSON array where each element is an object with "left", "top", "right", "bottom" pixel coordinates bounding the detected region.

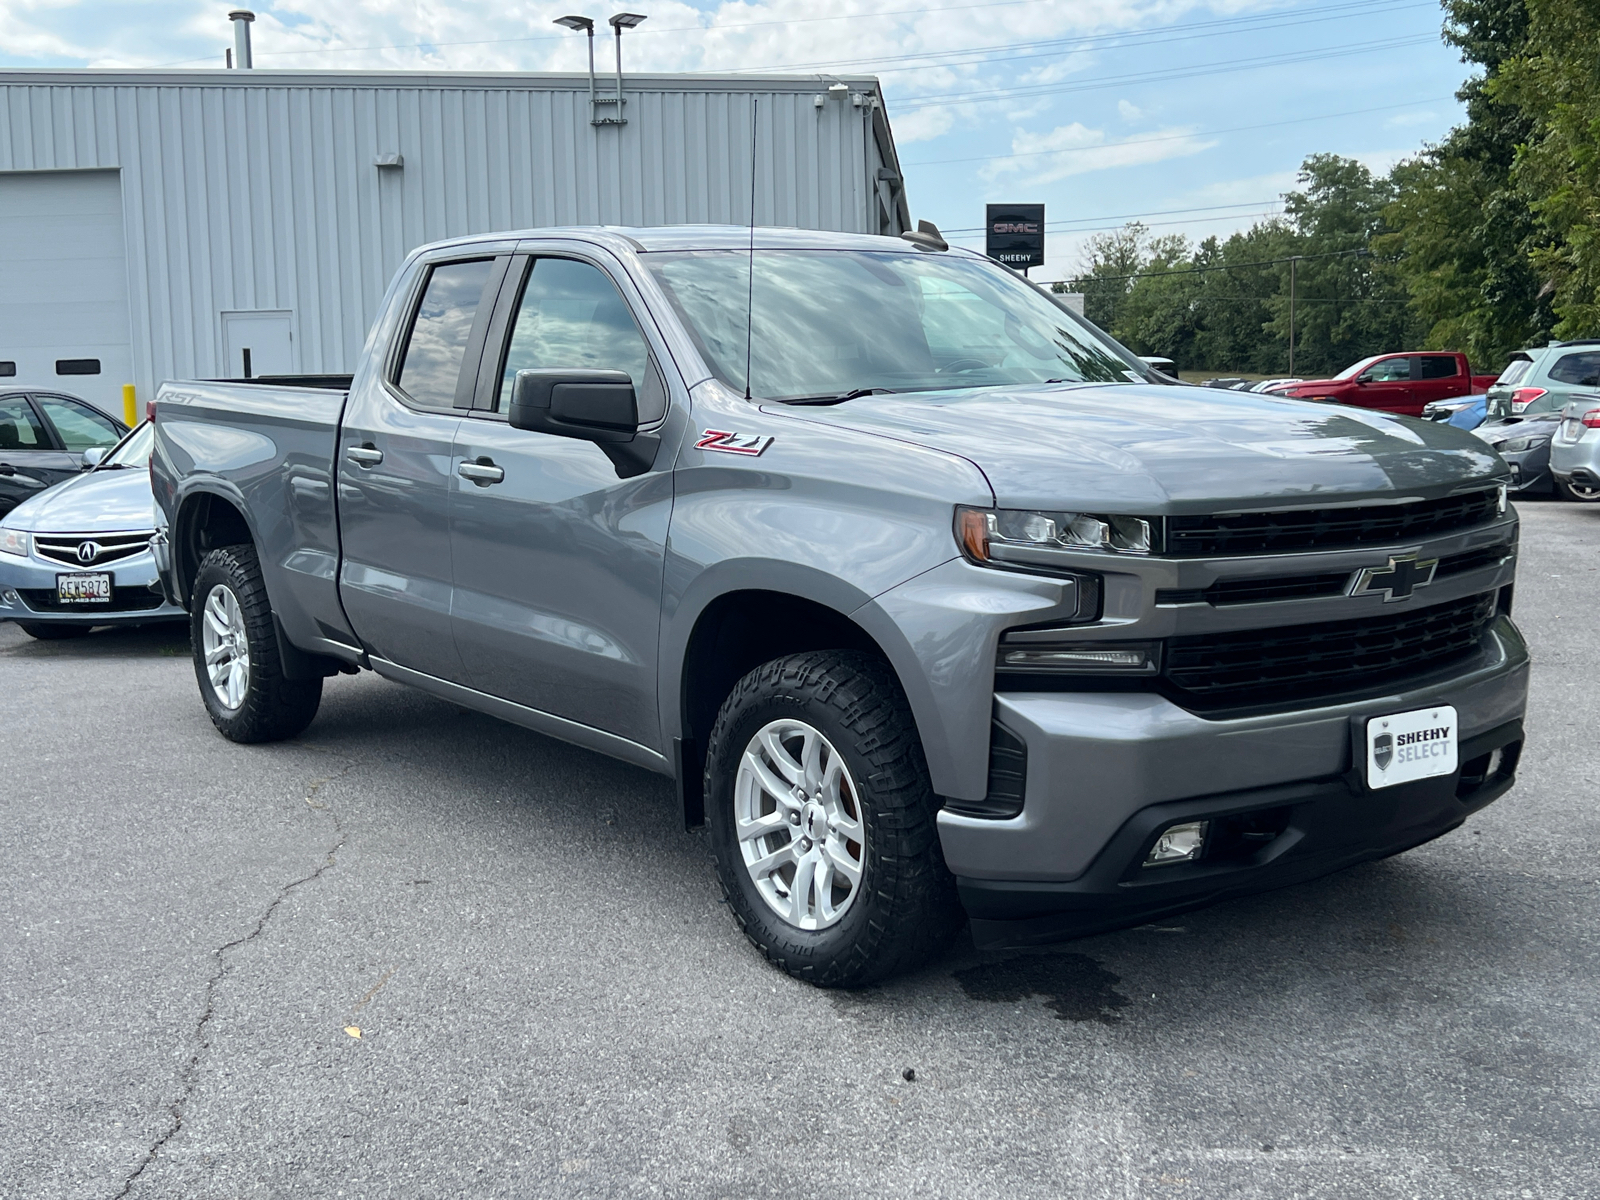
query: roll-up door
[{"left": 0, "top": 170, "right": 134, "bottom": 418}]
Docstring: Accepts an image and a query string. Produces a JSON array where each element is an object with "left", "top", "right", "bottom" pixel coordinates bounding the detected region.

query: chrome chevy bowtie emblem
[
  {"left": 1351, "top": 553, "right": 1438, "bottom": 602},
  {"left": 76, "top": 540, "right": 101, "bottom": 564}
]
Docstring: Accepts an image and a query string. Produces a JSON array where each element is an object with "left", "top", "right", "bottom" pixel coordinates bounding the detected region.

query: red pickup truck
[{"left": 1271, "top": 352, "right": 1496, "bottom": 417}]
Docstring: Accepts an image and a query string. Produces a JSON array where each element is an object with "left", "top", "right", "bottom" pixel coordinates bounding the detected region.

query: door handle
[
  {"left": 457, "top": 458, "right": 505, "bottom": 486},
  {"left": 346, "top": 444, "right": 384, "bottom": 467}
]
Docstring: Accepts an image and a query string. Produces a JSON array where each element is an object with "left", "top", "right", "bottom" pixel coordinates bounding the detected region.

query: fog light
[
  {"left": 1144, "top": 820, "right": 1209, "bottom": 867},
  {"left": 1484, "top": 748, "right": 1503, "bottom": 778},
  {"left": 0, "top": 589, "right": 17, "bottom": 605}
]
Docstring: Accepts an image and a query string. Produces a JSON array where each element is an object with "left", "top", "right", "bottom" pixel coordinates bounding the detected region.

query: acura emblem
[
  {"left": 76, "top": 540, "right": 101, "bottom": 564},
  {"left": 1351, "top": 553, "right": 1438, "bottom": 602},
  {"left": 1372, "top": 732, "right": 1394, "bottom": 770}
]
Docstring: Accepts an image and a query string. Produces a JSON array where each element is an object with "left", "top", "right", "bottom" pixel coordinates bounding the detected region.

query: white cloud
[
  {"left": 1117, "top": 99, "right": 1143, "bottom": 121},
  {"left": 983, "top": 120, "right": 1216, "bottom": 188}
]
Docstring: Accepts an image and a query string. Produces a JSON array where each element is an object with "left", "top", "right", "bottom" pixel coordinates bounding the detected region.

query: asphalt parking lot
[{"left": 4, "top": 499, "right": 1598, "bottom": 1200}]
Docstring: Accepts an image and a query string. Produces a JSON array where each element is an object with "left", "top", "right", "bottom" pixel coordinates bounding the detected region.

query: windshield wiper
[{"left": 773, "top": 387, "right": 896, "bottom": 406}]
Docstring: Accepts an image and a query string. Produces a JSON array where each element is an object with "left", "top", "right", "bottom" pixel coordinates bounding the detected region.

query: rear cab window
[{"left": 1417, "top": 355, "right": 1461, "bottom": 380}]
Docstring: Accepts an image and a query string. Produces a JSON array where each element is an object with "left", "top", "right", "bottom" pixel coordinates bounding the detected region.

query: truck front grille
[
  {"left": 1166, "top": 490, "right": 1501, "bottom": 557},
  {"left": 1164, "top": 591, "right": 1498, "bottom": 703}
]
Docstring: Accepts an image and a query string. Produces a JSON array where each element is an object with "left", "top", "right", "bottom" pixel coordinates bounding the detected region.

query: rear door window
[
  {"left": 0, "top": 396, "right": 50, "bottom": 452},
  {"left": 1418, "top": 355, "right": 1460, "bottom": 380},
  {"left": 35, "top": 395, "right": 121, "bottom": 451},
  {"left": 395, "top": 259, "right": 499, "bottom": 409},
  {"left": 1548, "top": 350, "right": 1600, "bottom": 387}
]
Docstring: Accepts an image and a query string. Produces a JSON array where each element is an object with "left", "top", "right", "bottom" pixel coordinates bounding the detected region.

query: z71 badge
[{"left": 696, "top": 429, "right": 774, "bottom": 457}]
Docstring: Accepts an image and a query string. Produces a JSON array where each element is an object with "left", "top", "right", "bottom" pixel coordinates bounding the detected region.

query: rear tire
[
  {"left": 704, "top": 650, "right": 960, "bottom": 988},
  {"left": 1555, "top": 478, "right": 1600, "bottom": 503},
  {"left": 16, "top": 621, "right": 93, "bottom": 640},
  {"left": 191, "top": 544, "right": 322, "bottom": 743}
]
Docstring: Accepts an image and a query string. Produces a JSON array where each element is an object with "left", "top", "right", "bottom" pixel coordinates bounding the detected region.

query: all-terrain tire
[
  {"left": 704, "top": 650, "right": 961, "bottom": 988},
  {"left": 17, "top": 621, "right": 93, "bottom": 640},
  {"left": 191, "top": 544, "right": 322, "bottom": 743}
]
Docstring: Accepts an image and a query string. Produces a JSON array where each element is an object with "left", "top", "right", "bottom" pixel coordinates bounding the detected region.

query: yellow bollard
[{"left": 122, "top": 383, "right": 137, "bottom": 428}]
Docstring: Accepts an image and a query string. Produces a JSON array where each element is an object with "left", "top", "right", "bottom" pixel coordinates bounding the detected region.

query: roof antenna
[{"left": 744, "top": 97, "right": 758, "bottom": 401}]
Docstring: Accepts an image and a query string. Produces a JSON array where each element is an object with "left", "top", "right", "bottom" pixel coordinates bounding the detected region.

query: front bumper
[
  {"left": 940, "top": 618, "right": 1529, "bottom": 945},
  {"left": 0, "top": 545, "right": 187, "bottom": 625}
]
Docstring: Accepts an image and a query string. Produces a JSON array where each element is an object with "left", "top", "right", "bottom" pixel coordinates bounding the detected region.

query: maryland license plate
[
  {"left": 57, "top": 572, "right": 112, "bottom": 604},
  {"left": 1366, "top": 705, "right": 1457, "bottom": 790}
]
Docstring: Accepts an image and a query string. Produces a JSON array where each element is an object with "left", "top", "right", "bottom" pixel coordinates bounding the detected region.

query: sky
[{"left": 0, "top": 0, "right": 1474, "bottom": 281}]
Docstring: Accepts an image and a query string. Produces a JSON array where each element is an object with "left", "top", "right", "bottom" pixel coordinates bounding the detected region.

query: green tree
[{"left": 1381, "top": 0, "right": 1553, "bottom": 366}]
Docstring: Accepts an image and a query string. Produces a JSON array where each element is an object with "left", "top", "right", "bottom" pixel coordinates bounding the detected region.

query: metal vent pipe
[{"left": 229, "top": 10, "right": 255, "bottom": 69}]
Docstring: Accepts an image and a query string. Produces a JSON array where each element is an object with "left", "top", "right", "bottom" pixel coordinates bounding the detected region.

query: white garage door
[{"left": 0, "top": 170, "right": 135, "bottom": 419}]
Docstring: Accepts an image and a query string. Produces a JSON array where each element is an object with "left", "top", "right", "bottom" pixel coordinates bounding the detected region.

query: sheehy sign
[{"left": 986, "top": 204, "right": 1045, "bottom": 269}]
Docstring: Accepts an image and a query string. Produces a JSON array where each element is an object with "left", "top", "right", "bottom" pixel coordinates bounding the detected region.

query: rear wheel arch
[{"left": 173, "top": 489, "right": 254, "bottom": 606}]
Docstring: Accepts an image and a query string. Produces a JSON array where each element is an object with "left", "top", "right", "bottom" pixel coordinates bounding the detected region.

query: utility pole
[{"left": 1288, "top": 255, "right": 1302, "bottom": 376}]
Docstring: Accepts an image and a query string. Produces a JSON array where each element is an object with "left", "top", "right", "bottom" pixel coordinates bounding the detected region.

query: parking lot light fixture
[
  {"left": 607, "top": 13, "right": 647, "bottom": 120},
  {"left": 554, "top": 16, "right": 599, "bottom": 118}
]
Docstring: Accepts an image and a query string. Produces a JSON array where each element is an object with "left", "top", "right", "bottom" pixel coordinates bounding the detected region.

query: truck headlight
[
  {"left": 0, "top": 527, "right": 29, "bottom": 558},
  {"left": 957, "top": 506, "right": 1159, "bottom": 567},
  {"left": 997, "top": 636, "right": 1161, "bottom": 675}
]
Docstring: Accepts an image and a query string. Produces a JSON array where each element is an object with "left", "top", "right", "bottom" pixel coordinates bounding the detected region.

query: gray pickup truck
[{"left": 150, "top": 225, "right": 1528, "bottom": 986}]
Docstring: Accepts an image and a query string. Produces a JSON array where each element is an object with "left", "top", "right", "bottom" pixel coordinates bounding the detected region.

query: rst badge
[{"left": 696, "top": 429, "right": 774, "bottom": 457}]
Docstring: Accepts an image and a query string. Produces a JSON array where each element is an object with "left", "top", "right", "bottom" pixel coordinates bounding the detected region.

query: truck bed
[{"left": 152, "top": 377, "right": 355, "bottom": 659}]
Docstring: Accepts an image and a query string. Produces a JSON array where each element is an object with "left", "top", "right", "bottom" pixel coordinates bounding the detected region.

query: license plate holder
[
  {"left": 57, "top": 572, "right": 113, "bottom": 604},
  {"left": 1365, "top": 705, "right": 1457, "bottom": 790}
]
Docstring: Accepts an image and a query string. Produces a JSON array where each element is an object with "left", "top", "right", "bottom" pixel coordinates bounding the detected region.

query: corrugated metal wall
[{"left": 0, "top": 71, "right": 906, "bottom": 396}]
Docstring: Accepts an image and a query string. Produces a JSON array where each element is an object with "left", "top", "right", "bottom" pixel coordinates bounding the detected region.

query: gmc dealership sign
[{"left": 985, "top": 204, "right": 1045, "bottom": 269}]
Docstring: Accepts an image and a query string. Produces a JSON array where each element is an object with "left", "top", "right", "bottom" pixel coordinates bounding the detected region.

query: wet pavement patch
[{"left": 954, "top": 953, "right": 1131, "bottom": 1024}]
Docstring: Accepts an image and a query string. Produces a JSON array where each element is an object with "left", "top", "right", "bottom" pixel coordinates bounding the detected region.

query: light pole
[
  {"left": 553, "top": 16, "right": 597, "bottom": 120},
  {"left": 608, "top": 13, "right": 647, "bottom": 121},
  {"left": 1288, "top": 255, "right": 1302, "bottom": 376}
]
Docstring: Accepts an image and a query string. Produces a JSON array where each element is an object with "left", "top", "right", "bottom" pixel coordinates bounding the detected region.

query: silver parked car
[
  {"left": 1548, "top": 395, "right": 1600, "bottom": 502},
  {"left": 1484, "top": 340, "right": 1600, "bottom": 418},
  {"left": 0, "top": 422, "right": 187, "bottom": 638}
]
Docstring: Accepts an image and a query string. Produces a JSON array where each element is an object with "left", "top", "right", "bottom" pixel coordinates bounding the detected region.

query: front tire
[
  {"left": 705, "top": 651, "right": 960, "bottom": 987},
  {"left": 191, "top": 544, "right": 322, "bottom": 743},
  {"left": 16, "top": 621, "right": 93, "bottom": 640}
]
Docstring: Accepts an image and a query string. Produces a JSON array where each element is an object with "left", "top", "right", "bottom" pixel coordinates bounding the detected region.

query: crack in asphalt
[{"left": 111, "top": 764, "right": 353, "bottom": 1199}]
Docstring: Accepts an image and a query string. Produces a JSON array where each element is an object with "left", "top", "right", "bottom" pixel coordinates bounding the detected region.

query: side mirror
[
  {"left": 81, "top": 446, "right": 108, "bottom": 470},
  {"left": 507, "top": 369, "right": 659, "bottom": 478}
]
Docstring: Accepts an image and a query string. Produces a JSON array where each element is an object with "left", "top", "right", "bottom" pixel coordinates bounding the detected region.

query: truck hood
[
  {"left": 769, "top": 383, "right": 1505, "bottom": 512},
  {"left": 1, "top": 467, "right": 158, "bottom": 533}
]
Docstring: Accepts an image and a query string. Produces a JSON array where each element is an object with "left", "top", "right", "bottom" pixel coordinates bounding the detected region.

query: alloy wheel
[
  {"left": 201, "top": 583, "right": 250, "bottom": 710},
  {"left": 734, "top": 718, "right": 866, "bottom": 931}
]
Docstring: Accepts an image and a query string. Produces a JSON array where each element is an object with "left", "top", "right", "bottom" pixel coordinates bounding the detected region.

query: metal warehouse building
[{"left": 0, "top": 68, "right": 910, "bottom": 416}]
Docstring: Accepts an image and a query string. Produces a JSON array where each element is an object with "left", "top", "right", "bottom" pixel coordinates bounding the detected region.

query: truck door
[
  {"left": 1351, "top": 355, "right": 1415, "bottom": 414},
  {"left": 1413, "top": 355, "right": 1464, "bottom": 409},
  {"left": 336, "top": 254, "right": 509, "bottom": 682},
  {"left": 447, "top": 252, "right": 673, "bottom": 750}
]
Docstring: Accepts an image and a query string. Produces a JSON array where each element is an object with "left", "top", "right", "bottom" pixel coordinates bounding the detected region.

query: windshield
[
  {"left": 1334, "top": 356, "right": 1383, "bottom": 381},
  {"left": 644, "top": 249, "right": 1143, "bottom": 400},
  {"left": 99, "top": 421, "right": 153, "bottom": 469}
]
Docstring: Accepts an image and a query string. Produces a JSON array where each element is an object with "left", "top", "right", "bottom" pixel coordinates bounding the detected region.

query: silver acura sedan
[{"left": 0, "top": 422, "right": 186, "bottom": 639}]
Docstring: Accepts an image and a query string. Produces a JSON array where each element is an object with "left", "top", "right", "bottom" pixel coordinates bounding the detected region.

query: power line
[
  {"left": 899, "top": 96, "right": 1455, "bottom": 169},
  {"left": 941, "top": 200, "right": 1287, "bottom": 235},
  {"left": 892, "top": 32, "right": 1440, "bottom": 111},
  {"left": 1068, "top": 246, "right": 1375, "bottom": 284},
  {"left": 148, "top": 0, "right": 1181, "bottom": 67},
  {"left": 724, "top": 0, "right": 1427, "bottom": 76}
]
